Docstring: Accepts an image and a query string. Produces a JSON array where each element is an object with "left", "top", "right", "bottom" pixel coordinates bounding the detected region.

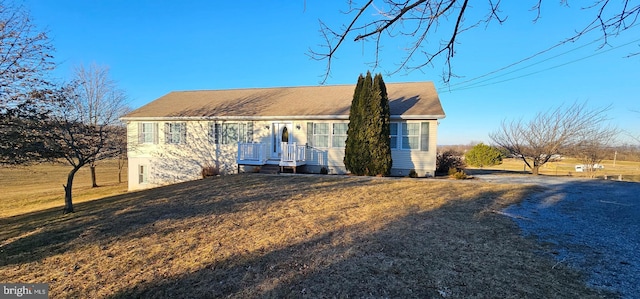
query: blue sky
[{"left": 24, "top": 1, "right": 640, "bottom": 145}]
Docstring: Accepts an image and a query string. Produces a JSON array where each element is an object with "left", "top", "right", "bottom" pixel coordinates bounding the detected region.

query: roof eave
[{"left": 121, "top": 114, "right": 446, "bottom": 122}]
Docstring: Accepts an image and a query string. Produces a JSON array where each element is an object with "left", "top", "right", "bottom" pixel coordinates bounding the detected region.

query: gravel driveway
[{"left": 476, "top": 174, "right": 639, "bottom": 298}]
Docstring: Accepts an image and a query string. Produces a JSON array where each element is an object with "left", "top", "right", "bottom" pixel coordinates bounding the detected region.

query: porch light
[{"left": 296, "top": 124, "right": 301, "bottom": 130}]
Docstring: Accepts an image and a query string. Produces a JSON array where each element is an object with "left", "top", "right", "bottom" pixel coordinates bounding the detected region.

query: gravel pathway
[{"left": 477, "top": 174, "right": 640, "bottom": 298}]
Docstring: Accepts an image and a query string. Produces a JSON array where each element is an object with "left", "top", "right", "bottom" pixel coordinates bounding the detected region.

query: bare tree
[
  {"left": 631, "top": 109, "right": 640, "bottom": 144},
  {"left": 38, "top": 84, "right": 122, "bottom": 213},
  {"left": 490, "top": 102, "right": 613, "bottom": 175},
  {"left": 570, "top": 125, "right": 619, "bottom": 177},
  {"left": 0, "top": 0, "right": 54, "bottom": 101},
  {"left": 72, "top": 63, "right": 128, "bottom": 187},
  {"left": 112, "top": 115, "right": 130, "bottom": 184},
  {"left": 311, "top": 1, "right": 640, "bottom": 83},
  {"left": 0, "top": 0, "right": 56, "bottom": 164}
]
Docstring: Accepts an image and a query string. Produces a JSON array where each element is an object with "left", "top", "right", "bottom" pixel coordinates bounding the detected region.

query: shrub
[
  {"left": 320, "top": 167, "right": 329, "bottom": 175},
  {"left": 201, "top": 165, "right": 219, "bottom": 178},
  {"left": 408, "top": 169, "right": 418, "bottom": 178},
  {"left": 436, "top": 150, "right": 465, "bottom": 174},
  {"left": 448, "top": 168, "right": 468, "bottom": 180},
  {"left": 465, "top": 143, "right": 503, "bottom": 167}
]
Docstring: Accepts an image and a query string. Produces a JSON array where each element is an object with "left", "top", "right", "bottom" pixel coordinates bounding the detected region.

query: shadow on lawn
[
  {"left": 104, "top": 181, "right": 610, "bottom": 299},
  {"left": 0, "top": 174, "right": 618, "bottom": 298},
  {"left": 0, "top": 174, "right": 381, "bottom": 267}
]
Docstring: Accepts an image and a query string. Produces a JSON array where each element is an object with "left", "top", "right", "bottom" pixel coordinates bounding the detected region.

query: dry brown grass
[
  {"left": 469, "top": 157, "right": 640, "bottom": 181},
  {"left": 0, "top": 159, "right": 128, "bottom": 217},
  {"left": 0, "top": 174, "right": 613, "bottom": 298}
]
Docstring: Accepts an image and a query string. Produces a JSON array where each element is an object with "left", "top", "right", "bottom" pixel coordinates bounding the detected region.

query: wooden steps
[{"left": 259, "top": 164, "right": 280, "bottom": 174}]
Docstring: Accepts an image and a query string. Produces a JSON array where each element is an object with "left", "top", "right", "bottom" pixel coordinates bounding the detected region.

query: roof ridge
[{"left": 168, "top": 81, "right": 435, "bottom": 94}]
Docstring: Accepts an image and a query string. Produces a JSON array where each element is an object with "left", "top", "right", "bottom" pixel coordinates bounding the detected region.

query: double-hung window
[
  {"left": 331, "top": 123, "right": 348, "bottom": 148},
  {"left": 138, "top": 122, "right": 158, "bottom": 144},
  {"left": 389, "top": 123, "right": 399, "bottom": 149},
  {"left": 210, "top": 122, "right": 253, "bottom": 144},
  {"left": 138, "top": 165, "right": 147, "bottom": 184},
  {"left": 401, "top": 123, "right": 420, "bottom": 150},
  {"left": 309, "top": 123, "right": 329, "bottom": 148},
  {"left": 398, "top": 122, "right": 430, "bottom": 151},
  {"left": 165, "top": 122, "right": 187, "bottom": 144}
]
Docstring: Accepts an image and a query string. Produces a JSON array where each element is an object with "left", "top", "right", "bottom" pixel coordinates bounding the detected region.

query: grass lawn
[
  {"left": 468, "top": 157, "right": 640, "bottom": 182},
  {"left": 0, "top": 174, "right": 613, "bottom": 298},
  {"left": 0, "top": 159, "right": 128, "bottom": 217}
]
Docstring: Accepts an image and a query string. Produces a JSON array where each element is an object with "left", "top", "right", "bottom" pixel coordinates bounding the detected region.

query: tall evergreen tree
[
  {"left": 344, "top": 71, "right": 392, "bottom": 176},
  {"left": 344, "top": 74, "right": 366, "bottom": 174},
  {"left": 369, "top": 73, "right": 392, "bottom": 175}
]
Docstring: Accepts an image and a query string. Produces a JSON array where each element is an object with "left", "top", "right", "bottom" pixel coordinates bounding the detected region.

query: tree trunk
[
  {"left": 63, "top": 166, "right": 81, "bottom": 214},
  {"left": 90, "top": 164, "right": 98, "bottom": 187},
  {"left": 117, "top": 156, "right": 125, "bottom": 184},
  {"left": 532, "top": 165, "right": 540, "bottom": 175}
]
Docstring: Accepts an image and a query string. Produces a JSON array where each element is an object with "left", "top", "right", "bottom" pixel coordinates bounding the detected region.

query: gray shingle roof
[{"left": 123, "top": 82, "right": 445, "bottom": 120}]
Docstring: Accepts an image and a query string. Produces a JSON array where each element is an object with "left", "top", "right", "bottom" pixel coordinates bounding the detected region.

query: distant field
[
  {"left": 0, "top": 159, "right": 128, "bottom": 217},
  {"left": 468, "top": 157, "right": 640, "bottom": 182}
]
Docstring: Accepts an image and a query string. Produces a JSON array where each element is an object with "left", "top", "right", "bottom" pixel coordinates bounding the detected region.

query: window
[
  {"left": 313, "top": 123, "right": 329, "bottom": 148},
  {"left": 332, "top": 123, "right": 348, "bottom": 148},
  {"left": 222, "top": 123, "right": 238, "bottom": 144},
  {"left": 138, "top": 122, "right": 158, "bottom": 144},
  {"left": 420, "top": 122, "right": 430, "bottom": 151},
  {"left": 210, "top": 122, "right": 253, "bottom": 144},
  {"left": 389, "top": 123, "right": 399, "bottom": 149},
  {"left": 396, "top": 122, "right": 430, "bottom": 151},
  {"left": 306, "top": 122, "right": 330, "bottom": 148},
  {"left": 402, "top": 123, "right": 420, "bottom": 150},
  {"left": 165, "top": 122, "right": 187, "bottom": 144},
  {"left": 138, "top": 165, "right": 147, "bottom": 184}
]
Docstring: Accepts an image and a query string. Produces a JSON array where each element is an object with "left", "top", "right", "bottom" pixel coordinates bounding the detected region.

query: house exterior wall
[
  {"left": 127, "top": 120, "right": 272, "bottom": 191},
  {"left": 126, "top": 118, "right": 439, "bottom": 191}
]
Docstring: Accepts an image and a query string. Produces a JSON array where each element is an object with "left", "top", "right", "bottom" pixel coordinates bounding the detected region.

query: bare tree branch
[
  {"left": 311, "top": 0, "right": 639, "bottom": 84},
  {"left": 0, "top": 0, "right": 54, "bottom": 105},
  {"left": 72, "top": 63, "right": 129, "bottom": 187},
  {"left": 490, "top": 102, "right": 617, "bottom": 175}
]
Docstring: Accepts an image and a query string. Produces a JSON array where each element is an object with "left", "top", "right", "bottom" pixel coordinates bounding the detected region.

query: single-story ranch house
[{"left": 121, "top": 82, "right": 446, "bottom": 191}]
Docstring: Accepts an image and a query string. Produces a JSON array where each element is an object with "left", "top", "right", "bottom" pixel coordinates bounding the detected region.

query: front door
[{"left": 271, "top": 122, "right": 292, "bottom": 159}]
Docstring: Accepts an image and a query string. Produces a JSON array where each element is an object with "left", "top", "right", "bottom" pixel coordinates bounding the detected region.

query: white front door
[{"left": 271, "top": 122, "right": 292, "bottom": 159}]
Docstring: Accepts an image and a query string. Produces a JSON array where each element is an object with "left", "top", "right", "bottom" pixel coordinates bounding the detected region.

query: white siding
[
  {"left": 389, "top": 120, "right": 438, "bottom": 176},
  {"left": 126, "top": 120, "right": 271, "bottom": 191},
  {"left": 125, "top": 118, "right": 440, "bottom": 190}
]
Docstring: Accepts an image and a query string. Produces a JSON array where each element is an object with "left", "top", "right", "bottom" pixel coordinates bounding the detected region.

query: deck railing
[
  {"left": 237, "top": 143, "right": 268, "bottom": 165},
  {"left": 237, "top": 142, "right": 306, "bottom": 166},
  {"left": 281, "top": 142, "right": 306, "bottom": 163}
]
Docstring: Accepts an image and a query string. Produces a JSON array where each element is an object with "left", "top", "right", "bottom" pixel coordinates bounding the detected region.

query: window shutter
[
  {"left": 181, "top": 123, "right": 187, "bottom": 144},
  {"left": 307, "top": 122, "right": 314, "bottom": 147},
  {"left": 208, "top": 122, "right": 215, "bottom": 143},
  {"left": 214, "top": 123, "right": 220, "bottom": 144},
  {"left": 420, "top": 122, "right": 430, "bottom": 151},
  {"left": 247, "top": 121, "right": 254, "bottom": 143},
  {"left": 137, "top": 123, "right": 143, "bottom": 144},
  {"left": 164, "top": 123, "right": 170, "bottom": 144}
]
